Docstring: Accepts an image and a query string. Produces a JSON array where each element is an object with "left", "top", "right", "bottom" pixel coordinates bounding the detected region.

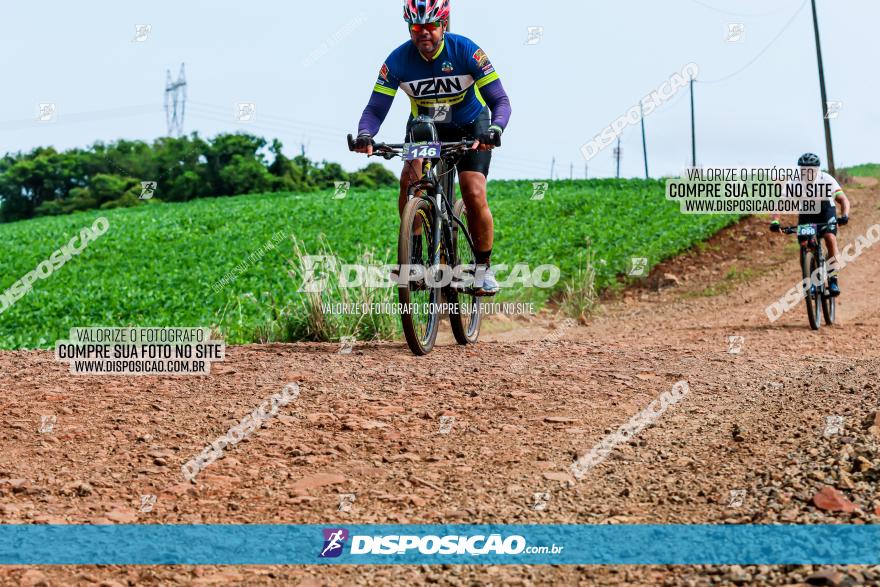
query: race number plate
[
  {"left": 404, "top": 142, "right": 441, "bottom": 161},
  {"left": 797, "top": 224, "right": 817, "bottom": 236}
]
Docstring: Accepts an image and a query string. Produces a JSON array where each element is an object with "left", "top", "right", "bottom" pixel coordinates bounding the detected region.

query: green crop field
[
  {"left": 843, "top": 163, "right": 880, "bottom": 178},
  {"left": 0, "top": 179, "right": 740, "bottom": 349}
]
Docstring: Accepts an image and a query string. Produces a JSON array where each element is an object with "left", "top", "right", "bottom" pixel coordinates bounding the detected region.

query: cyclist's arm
[
  {"left": 835, "top": 190, "right": 850, "bottom": 217},
  {"left": 357, "top": 60, "right": 400, "bottom": 137},
  {"left": 479, "top": 79, "right": 511, "bottom": 132},
  {"left": 357, "top": 91, "right": 394, "bottom": 137},
  {"left": 830, "top": 177, "right": 850, "bottom": 217},
  {"left": 466, "top": 42, "right": 511, "bottom": 132}
]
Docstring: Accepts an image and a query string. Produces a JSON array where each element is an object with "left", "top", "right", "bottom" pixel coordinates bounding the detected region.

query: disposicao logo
[{"left": 319, "top": 528, "right": 349, "bottom": 558}]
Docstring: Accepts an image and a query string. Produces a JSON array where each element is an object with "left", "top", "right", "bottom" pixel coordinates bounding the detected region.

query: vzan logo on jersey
[{"left": 402, "top": 75, "right": 474, "bottom": 98}]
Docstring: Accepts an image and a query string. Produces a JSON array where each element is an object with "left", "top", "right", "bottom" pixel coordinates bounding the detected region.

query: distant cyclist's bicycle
[
  {"left": 779, "top": 220, "right": 838, "bottom": 330},
  {"left": 347, "top": 121, "right": 497, "bottom": 355}
]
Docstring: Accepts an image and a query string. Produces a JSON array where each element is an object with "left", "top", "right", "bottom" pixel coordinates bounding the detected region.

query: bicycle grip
[{"left": 346, "top": 134, "right": 356, "bottom": 152}]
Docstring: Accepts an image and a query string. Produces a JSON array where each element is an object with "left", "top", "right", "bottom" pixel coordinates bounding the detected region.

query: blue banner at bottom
[{"left": 1, "top": 525, "right": 878, "bottom": 565}]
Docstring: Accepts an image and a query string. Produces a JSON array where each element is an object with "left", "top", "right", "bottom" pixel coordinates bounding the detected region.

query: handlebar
[
  {"left": 346, "top": 134, "right": 485, "bottom": 159},
  {"left": 779, "top": 219, "right": 838, "bottom": 235}
]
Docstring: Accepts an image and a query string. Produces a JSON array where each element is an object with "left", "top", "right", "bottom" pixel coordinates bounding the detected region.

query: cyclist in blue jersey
[{"left": 352, "top": 0, "right": 512, "bottom": 295}]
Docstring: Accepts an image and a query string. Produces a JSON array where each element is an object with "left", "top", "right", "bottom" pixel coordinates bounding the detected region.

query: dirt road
[{"left": 1, "top": 180, "right": 879, "bottom": 586}]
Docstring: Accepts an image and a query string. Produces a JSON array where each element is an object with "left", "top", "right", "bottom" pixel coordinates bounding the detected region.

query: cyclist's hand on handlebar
[
  {"left": 838, "top": 215, "right": 849, "bottom": 226},
  {"left": 769, "top": 220, "right": 781, "bottom": 233},
  {"left": 353, "top": 133, "right": 374, "bottom": 155},
  {"left": 475, "top": 125, "right": 502, "bottom": 151}
]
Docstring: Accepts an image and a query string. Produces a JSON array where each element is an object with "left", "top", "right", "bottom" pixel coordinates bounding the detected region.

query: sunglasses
[{"left": 409, "top": 21, "right": 444, "bottom": 33}]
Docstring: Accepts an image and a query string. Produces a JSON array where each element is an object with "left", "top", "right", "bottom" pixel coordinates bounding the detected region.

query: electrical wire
[
  {"left": 697, "top": 0, "right": 809, "bottom": 85},
  {"left": 0, "top": 105, "right": 161, "bottom": 131},
  {"left": 687, "top": 0, "right": 797, "bottom": 17}
]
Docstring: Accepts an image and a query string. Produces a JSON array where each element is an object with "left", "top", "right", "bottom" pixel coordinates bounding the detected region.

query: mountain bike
[
  {"left": 779, "top": 220, "right": 838, "bottom": 330},
  {"left": 347, "top": 126, "right": 493, "bottom": 355}
]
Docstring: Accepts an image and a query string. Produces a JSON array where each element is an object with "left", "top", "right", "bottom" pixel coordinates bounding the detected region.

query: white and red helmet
[{"left": 403, "top": 0, "right": 450, "bottom": 24}]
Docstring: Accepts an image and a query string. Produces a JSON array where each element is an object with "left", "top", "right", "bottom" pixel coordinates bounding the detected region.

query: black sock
[{"left": 475, "top": 248, "right": 492, "bottom": 266}]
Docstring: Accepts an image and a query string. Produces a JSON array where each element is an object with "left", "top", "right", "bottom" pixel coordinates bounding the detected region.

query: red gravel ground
[{"left": 1, "top": 179, "right": 879, "bottom": 586}]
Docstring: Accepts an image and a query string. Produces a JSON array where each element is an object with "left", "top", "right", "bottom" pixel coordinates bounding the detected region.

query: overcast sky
[{"left": 1, "top": 0, "right": 876, "bottom": 179}]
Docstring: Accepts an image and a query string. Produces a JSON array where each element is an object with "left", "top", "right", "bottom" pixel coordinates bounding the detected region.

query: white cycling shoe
[{"left": 473, "top": 264, "right": 500, "bottom": 296}]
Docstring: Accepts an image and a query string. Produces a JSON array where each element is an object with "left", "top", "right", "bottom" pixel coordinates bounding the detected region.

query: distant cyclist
[
  {"left": 351, "top": 0, "right": 512, "bottom": 295},
  {"left": 770, "top": 153, "right": 850, "bottom": 296}
]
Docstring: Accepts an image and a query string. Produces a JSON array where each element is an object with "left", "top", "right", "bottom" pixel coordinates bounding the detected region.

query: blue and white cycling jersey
[{"left": 372, "top": 32, "right": 500, "bottom": 127}]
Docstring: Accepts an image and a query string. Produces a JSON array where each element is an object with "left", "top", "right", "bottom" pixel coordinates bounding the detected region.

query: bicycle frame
[
  {"left": 346, "top": 133, "right": 483, "bottom": 288},
  {"left": 406, "top": 154, "right": 477, "bottom": 280},
  {"left": 782, "top": 220, "right": 836, "bottom": 289},
  {"left": 346, "top": 130, "right": 492, "bottom": 353}
]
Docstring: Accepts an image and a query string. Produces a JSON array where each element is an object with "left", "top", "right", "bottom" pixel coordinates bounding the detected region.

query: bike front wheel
[{"left": 399, "top": 197, "right": 441, "bottom": 355}]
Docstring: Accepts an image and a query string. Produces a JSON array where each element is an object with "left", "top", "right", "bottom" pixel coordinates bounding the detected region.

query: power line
[
  {"left": 0, "top": 105, "right": 160, "bottom": 131},
  {"left": 192, "top": 101, "right": 549, "bottom": 172},
  {"left": 697, "top": 0, "right": 809, "bottom": 85},
  {"left": 687, "top": 0, "right": 797, "bottom": 17},
  {"left": 189, "top": 101, "right": 351, "bottom": 137}
]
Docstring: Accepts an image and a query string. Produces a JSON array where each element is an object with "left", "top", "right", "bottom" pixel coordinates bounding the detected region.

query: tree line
[{"left": 0, "top": 132, "right": 396, "bottom": 223}]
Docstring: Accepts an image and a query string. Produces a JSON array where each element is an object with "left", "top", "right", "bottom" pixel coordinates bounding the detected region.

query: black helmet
[
  {"left": 797, "top": 153, "right": 821, "bottom": 167},
  {"left": 407, "top": 115, "right": 438, "bottom": 143}
]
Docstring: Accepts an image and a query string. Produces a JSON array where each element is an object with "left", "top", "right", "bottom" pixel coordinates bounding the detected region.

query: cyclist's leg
[
  {"left": 817, "top": 202, "right": 839, "bottom": 267},
  {"left": 400, "top": 114, "right": 424, "bottom": 217},
  {"left": 824, "top": 232, "right": 839, "bottom": 265},
  {"left": 825, "top": 230, "right": 841, "bottom": 296},
  {"left": 459, "top": 171, "right": 493, "bottom": 255},
  {"left": 454, "top": 108, "right": 493, "bottom": 264},
  {"left": 399, "top": 159, "right": 423, "bottom": 216},
  {"left": 819, "top": 205, "right": 841, "bottom": 294}
]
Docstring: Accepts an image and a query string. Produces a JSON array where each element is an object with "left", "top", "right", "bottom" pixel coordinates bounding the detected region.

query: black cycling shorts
[
  {"left": 798, "top": 200, "right": 838, "bottom": 237},
  {"left": 404, "top": 108, "right": 492, "bottom": 177}
]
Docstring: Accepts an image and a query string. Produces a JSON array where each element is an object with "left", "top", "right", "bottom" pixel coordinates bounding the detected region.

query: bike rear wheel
[
  {"left": 449, "top": 198, "right": 482, "bottom": 345},
  {"left": 801, "top": 247, "right": 820, "bottom": 330},
  {"left": 399, "top": 196, "right": 440, "bottom": 355}
]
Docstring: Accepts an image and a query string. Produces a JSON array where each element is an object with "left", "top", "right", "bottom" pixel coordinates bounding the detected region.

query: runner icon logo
[{"left": 319, "top": 528, "right": 349, "bottom": 558}]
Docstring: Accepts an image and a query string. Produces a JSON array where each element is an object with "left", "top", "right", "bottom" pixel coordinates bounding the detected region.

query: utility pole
[
  {"left": 614, "top": 137, "right": 622, "bottom": 179},
  {"left": 569, "top": 162, "right": 573, "bottom": 180},
  {"left": 640, "top": 101, "right": 649, "bottom": 179},
  {"left": 810, "top": 0, "right": 835, "bottom": 174},
  {"left": 689, "top": 77, "right": 696, "bottom": 167},
  {"left": 584, "top": 163, "right": 588, "bottom": 179},
  {"left": 550, "top": 157, "right": 556, "bottom": 180}
]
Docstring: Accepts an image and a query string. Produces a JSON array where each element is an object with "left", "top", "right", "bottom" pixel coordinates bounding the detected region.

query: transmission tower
[{"left": 164, "top": 63, "right": 187, "bottom": 137}]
